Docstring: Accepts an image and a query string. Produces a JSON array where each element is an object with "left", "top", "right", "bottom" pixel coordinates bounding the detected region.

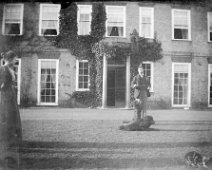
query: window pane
[
  {"left": 84, "top": 69, "right": 88, "bottom": 75},
  {"left": 79, "top": 22, "right": 90, "bottom": 35},
  {"left": 78, "top": 5, "right": 91, "bottom": 35},
  {"left": 140, "top": 8, "right": 153, "bottom": 38},
  {"left": 79, "top": 76, "right": 83, "bottom": 82},
  {"left": 107, "top": 6, "right": 124, "bottom": 37},
  {"left": 208, "top": 13, "right": 212, "bottom": 41},
  {"left": 42, "top": 6, "right": 59, "bottom": 20},
  {"left": 78, "top": 61, "right": 89, "bottom": 89},
  {"left": 108, "top": 26, "right": 123, "bottom": 36},
  {"left": 5, "top": 5, "right": 21, "bottom": 20},
  {"left": 42, "top": 29, "right": 57, "bottom": 35},
  {"left": 141, "top": 24, "right": 151, "bottom": 37},
  {"left": 174, "top": 28, "right": 188, "bottom": 39},
  {"left": 174, "top": 10, "right": 188, "bottom": 27},
  {"left": 4, "top": 5, "right": 22, "bottom": 35},
  {"left": 173, "top": 10, "right": 189, "bottom": 40},
  {"left": 173, "top": 64, "right": 189, "bottom": 105},
  {"left": 40, "top": 60, "right": 57, "bottom": 103},
  {"left": 41, "top": 5, "right": 60, "bottom": 36},
  {"left": 80, "top": 14, "right": 90, "bottom": 21},
  {"left": 5, "top": 23, "right": 20, "bottom": 34}
]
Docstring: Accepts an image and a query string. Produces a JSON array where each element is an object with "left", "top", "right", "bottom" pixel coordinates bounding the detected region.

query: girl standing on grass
[{"left": 0, "top": 50, "right": 22, "bottom": 169}]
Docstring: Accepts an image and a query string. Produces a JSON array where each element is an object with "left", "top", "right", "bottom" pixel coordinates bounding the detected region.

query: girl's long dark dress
[{"left": 0, "top": 65, "right": 22, "bottom": 169}]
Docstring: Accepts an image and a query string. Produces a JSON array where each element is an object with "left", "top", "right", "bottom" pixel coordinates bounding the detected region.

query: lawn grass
[{"left": 20, "top": 119, "right": 212, "bottom": 170}]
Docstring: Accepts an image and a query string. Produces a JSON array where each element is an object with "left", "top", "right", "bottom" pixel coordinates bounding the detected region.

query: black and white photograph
[{"left": 0, "top": 0, "right": 212, "bottom": 169}]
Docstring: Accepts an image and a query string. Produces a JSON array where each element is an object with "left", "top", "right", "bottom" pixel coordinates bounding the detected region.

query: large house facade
[{"left": 0, "top": 1, "right": 212, "bottom": 109}]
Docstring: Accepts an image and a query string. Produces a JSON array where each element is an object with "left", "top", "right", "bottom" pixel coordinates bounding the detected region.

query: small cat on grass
[{"left": 184, "top": 151, "right": 210, "bottom": 168}]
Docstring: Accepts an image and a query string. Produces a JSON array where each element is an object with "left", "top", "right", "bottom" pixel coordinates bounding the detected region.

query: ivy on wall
[
  {"left": 55, "top": 2, "right": 106, "bottom": 107},
  {"left": 55, "top": 2, "right": 78, "bottom": 54},
  {"left": 55, "top": 2, "right": 163, "bottom": 107},
  {"left": 0, "top": 1, "right": 163, "bottom": 108}
]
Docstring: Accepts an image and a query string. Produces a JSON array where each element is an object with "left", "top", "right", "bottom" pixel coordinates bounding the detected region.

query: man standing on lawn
[{"left": 131, "top": 63, "right": 151, "bottom": 121}]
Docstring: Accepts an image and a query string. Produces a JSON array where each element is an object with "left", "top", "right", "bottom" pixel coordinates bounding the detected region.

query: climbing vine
[
  {"left": 55, "top": 2, "right": 106, "bottom": 107},
  {"left": 91, "top": 30, "right": 163, "bottom": 107}
]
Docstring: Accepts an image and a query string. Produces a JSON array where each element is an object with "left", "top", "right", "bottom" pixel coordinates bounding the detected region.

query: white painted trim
[
  {"left": 75, "top": 59, "right": 90, "bottom": 91},
  {"left": 2, "top": 3, "right": 24, "bottom": 36},
  {"left": 142, "top": 61, "right": 154, "bottom": 92},
  {"left": 77, "top": 4, "right": 92, "bottom": 35},
  {"left": 37, "top": 59, "right": 59, "bottom": 106},
  {"left": 125, "top": 55, "right": 131, "bottom": 109},
  {"left": 208, "top": 12, "right": 212, "bottom": 42},
  {"left": 102, "top": 55, "right": 108, "bottom": 108},
  {"left": 105, "top": 5, "right": 126, "bottom": 38},
  {"left": 172, "top": 62, "right": 191, "bottom": 107},
  {"left": 139, "top": 7, "right": 154, "bottom": 39},
  {"left": 208, "top": 64, "right": 212, "bottom": 107},
  {"left": 16, "top": 58, "right": 21, "bottom": 105},
  {"left": 39, "top": 3, "right": 60, "bottom": 36},
  {"left": 172, "top": 9, "right": 191, "bottom": 41}
]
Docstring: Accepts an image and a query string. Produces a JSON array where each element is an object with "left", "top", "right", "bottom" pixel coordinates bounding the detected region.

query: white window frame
[
  {"left": 76, "top": 60, "right": 90, "bottom": 91},
  {"left": 207, "top": 12, "right": 212, "bottom": 42},
  {"left": 39, "top": 4, "right": 60, "bottom": 36},
  {"left": 106, "top": 5, "right": 126, "bottom": 38},
  {"left": 142, "top": 61, "right": 154, "bottom": 92},
  {"left": 172, "top": 62, "right": 191, "bottom": 107},
  {"left": 139, "top": 7, "right": 154, "bottom": 39},
  {"left": 172, "top": 9, "right": 191, "bottom": 41},
  {"left": 0, "top": 58, "right": 21, "bottom": 105},
  {"left": 77, "top": 5, "right": 92, "bottom": 35},
  {"left": 2, "top": 3, "right": 24, "bottom": 36},
  {"left": 208, "top": 64, "right": 212, "bottom": 107},
  {"left": 37, "top": 59, "right": 59, "bottom": 106},
  {"left": 16, "top": 58, "right": 21, "bottom": 105}
]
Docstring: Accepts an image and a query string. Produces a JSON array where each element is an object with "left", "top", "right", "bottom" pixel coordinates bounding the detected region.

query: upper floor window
[
  {"left": 208, "top": 12, "right": 212, "bottom": 42},
  {"left": 139, "top": 7, "right": 154, "bottom": 38},
  {"left": 2, "top": 4, "right": 24, "bottom": 35},
  {"left": 39, "top": 4, "right": 60, "bottom": 36},
  {"left": 76, "top": 60, "right": 89, "bottom": 91},
  {"left": 172, "top": 9, "right": 191, "bottom": 40},
  {"left": 78, "top": 5, "right": 92, "bottom": 35},
  {"left": 106, "top": 6, "right": 126, "bottom": 37}
]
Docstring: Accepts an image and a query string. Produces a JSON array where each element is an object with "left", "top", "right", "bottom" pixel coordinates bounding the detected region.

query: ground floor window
[
  {"left": 172, "top": 63, "right": 191, "bottom": 107},
  {"left": 37, "top": 59, "right": 59, "bottom": 105},
  {"left": 76, "top": 60, "right": 89, "bottom": 91},
  {"left": 209, "top": 64, "right": 212, "bottom": 107},
  {"left": 142, "top": 62, "right": 154, "bottom": 92}
]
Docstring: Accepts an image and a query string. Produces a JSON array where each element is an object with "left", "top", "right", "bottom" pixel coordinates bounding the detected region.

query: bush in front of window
[{"left": 71, "top": 91, "right": 96, "bottom": 108}]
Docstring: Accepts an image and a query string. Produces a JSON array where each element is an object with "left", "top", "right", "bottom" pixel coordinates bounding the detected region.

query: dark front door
[{"left": 107, "top": 67, "right": 126, "bottom": 107}]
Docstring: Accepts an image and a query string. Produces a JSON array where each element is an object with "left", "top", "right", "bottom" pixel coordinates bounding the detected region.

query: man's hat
[{"left": 138, "top": 63, "right": 143, "bottom": 68}]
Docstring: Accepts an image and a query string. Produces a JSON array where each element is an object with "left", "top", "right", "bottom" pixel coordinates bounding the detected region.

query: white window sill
[
  {"left": 139, "top": 35, "right": 154, "bottom": 39},
  {"left": 37, "top": 103, "right": 58, "bottom": 106},
  {"left": 76, "top": 89, "right": 90, "bottom": 91},
  {"left": 172, "top": 39, "right": 192, "bottom": 42},
  {"left": 3, "top": 34, "right": 22, "bottom": 36},
  {"left": 39, "top": 34, "right": 58, "bottom": 37},
  {"left": 105, "top": 36, "right": 126, "bottom": 38}
]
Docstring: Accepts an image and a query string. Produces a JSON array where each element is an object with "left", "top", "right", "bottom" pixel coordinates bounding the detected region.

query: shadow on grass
[
  {"left": 21, "top": 157, "right": 184, "bottom": 169},
  {"left": 145, "top": 128, "right": 212, "bottom": 132},
  {"left": 20, "top": 141, "right": 212, "bottom": 169},
  {"left": 21, "top": 141, "right": 212, "bottom": 150}
]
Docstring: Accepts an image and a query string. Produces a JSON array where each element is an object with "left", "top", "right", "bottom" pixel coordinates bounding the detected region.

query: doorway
[{"left": 107, "top": 66, "right": 126, "bottom": 107}]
